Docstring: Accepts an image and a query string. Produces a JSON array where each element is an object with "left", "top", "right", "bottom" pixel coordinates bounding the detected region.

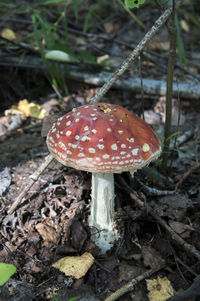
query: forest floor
[{"left": 0, "top": 2, "right": 200, "bottom": 301}]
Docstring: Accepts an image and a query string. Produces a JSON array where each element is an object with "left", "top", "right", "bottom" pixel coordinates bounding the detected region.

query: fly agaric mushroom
[{"left": 46, "top": 103, "right": 161, "bottom": 253}]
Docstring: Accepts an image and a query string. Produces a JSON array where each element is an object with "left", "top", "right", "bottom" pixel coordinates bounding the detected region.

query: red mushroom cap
[{"left": 46, "top": 103, "right": 161, "bottom": 173}]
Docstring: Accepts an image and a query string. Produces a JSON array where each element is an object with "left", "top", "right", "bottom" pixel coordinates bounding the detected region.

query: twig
[
  {"left": 90, "top": 6, "right": 172, "bottom": 104},
  {"left": 138, "top": 55, "right": 145, "bottom": 119},
  {"left": 175, "top": 256, "right": 198, "bottom": 277},
  {"left": 8, "top": 153, "right": 54, "bottom": 214},
  {"left": 136, "top": 178, "right": 174, "bottom": 196},
  {"left": 104, "top": 264, "right": 165, "bottom": 301},
  {"left": 174, "top": 162, "right": 200, "bottom": 193}
]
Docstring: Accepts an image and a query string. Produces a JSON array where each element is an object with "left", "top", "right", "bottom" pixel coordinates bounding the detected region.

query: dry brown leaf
[
  {"left": 52, "top": 252, "right": 94, "bottom": 279},
  {"left": 168, "top": 220, "right": 194, "bottom": 238},
  {"left": 36, "top": 223, "right": 60, "bottom": 245},
  {"left": 142, "top": 246, "right": 165, "bottom": 269}
]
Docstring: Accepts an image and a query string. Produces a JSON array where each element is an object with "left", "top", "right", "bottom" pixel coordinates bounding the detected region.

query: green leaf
[
  {"left": 83, "top": 8, "right": 92, "bottom": 33},
  {"left": 71, "top": 0, "right": 79, "bottom": 22},
  {"left": 125, "top": 0, "right": 145, "bottom": 9},
  {"left": 31, "top": 0, "right": 68, "bottom": 7},
  {"left": 175, "top": 13, "right": 187, "bottom": 66},
  {"left": 45, "top": 50, "right": 79, "bottom": 63},
  {"left": 0, "top": 263, "right": 16, "bottom": 285},
  {"left": 166, "top": 131, "right": 180, "bottom": 142},
  {"left": 50, "top": 292, "right": 78, "bottom": 301}
]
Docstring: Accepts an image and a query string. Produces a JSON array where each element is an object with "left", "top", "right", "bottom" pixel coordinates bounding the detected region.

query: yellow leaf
[
  {"left": 52, "top": 252, "right": 94, "bottom": 279},
  {"left": 1, "top": 28, "right": 16, "bottom": 41},
  {"left": 146, "top": 276, "right": 174, "bottom": 301},
  {"left": 5, "top": 99, "right": 46, "bottom": 119},
  {"left": 18, "top": 99, "right": 30, "bottom": 117},
  {"left": 29, "top": 103, "right": 46, "bottom": 119}
]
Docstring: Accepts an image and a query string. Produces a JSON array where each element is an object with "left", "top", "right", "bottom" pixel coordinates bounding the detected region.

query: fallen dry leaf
[
  {"left": 168, "top": 220, "right": 194, "bottom": 238},
  {"left": 36, "top": 223, "right": 60, "bottom": 246},
  {"left": 70, "top": 221, "right": 87, "bottom": 251},
  {"left": 146, "top": 276, "right": 174, "bottom": 301},
  {"left": 5, "top": 99, "right": 46, "bottom": 119},
  {"left": 52, "top": 252, "right": 94, "bottom": 279},
  {"left": 142, "top": 246, "right": 165, "bottom": 269}
]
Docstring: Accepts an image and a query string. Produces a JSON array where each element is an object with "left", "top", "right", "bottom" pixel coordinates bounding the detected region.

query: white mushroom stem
[{"left": 88, "top": 173, "right": 119, "bottom": 254}]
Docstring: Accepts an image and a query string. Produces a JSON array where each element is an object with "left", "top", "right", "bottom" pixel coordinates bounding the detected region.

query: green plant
[
  {"left": 31, "top": 11, "right": 71, "bottom": 96},
  {"left": 0, "top": 262, "right": 16, "bottom": 285},
  {"left": 50, "top": 292, "right": 78, "bottom": 301},
  {"left": 175, "top": 12, "right": 187, "bottom": 66},
  {"left": 0, "top": 0, "right": 105, "bottom": 96},
  {"left": 125, "top": 0, "right": 146, "bottom": 9},
  {"left": 119, "top": 0, "right": 146, "bottom": 29}
]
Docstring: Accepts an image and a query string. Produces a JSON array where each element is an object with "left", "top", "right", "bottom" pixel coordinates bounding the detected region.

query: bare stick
[
  {"left": 105, "top": 264, "right": 165, "bottom": 301},
  {"left": 90, "top": 6, "right": 172, "bottom": 104},
  {"left": 8, "top": 153, "right": 54, "bottom": 214}
]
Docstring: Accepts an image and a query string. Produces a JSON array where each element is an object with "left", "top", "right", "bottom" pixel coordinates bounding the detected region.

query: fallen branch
[
  {"left": 1, "top": 56, "right": 200, "bottom": 100},
  {"left": 104, "top": 264, "right": 165, "bottom": 301},
  {"left": 67, "top": 68, "right": 200, "bottom": 101}
]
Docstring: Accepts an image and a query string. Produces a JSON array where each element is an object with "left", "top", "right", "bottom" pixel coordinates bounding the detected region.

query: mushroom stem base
[{"left": 89, "top": 173, "right": 119, "bottom": 254}]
